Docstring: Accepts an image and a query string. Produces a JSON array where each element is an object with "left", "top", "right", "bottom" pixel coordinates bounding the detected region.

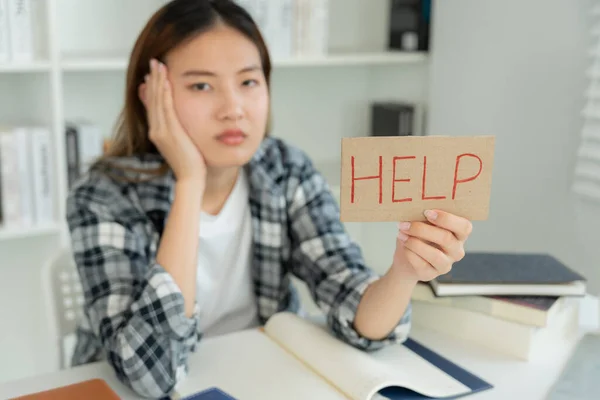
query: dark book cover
[
  {"left": 65, "top": 123, "right": 80, "bottom": 189},
  {"left": 370, "top": 102, "right": 415, "bottom": 137},
  {"left": 435, "top": 252, "right": 586, "bottom": 285},
  {"left": 487, "top": 295, "right": 560, "bottom": 311},
  {"left": 388, "top": 0, "right": 432, "bottom": 52},
  {"left": 380, "top": 338, "right": 493, "bottom": 399},
  {"left": 181, "top": 388, "right": 237, "bottom": 400}
]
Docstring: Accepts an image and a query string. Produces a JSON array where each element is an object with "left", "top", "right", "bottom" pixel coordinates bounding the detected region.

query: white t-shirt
[{"left": 195, "top": 170, "right": 260, "bottom": 337}]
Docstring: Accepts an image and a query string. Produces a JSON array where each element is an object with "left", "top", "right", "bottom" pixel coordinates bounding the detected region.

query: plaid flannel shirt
[{"left": 66, "top": 136, "right": 411, "bottom": 398}]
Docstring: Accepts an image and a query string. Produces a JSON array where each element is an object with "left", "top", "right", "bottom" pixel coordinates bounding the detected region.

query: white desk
[{"left": 1, "top": 297, "right": 597, "bottom": 400}]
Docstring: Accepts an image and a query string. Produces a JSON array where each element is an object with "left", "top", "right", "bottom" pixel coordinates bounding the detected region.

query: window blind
[{"left": 573, "top": 4, "right": 600, "bottom": 200}]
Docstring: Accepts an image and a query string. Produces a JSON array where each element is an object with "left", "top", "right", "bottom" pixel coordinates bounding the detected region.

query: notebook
[
  {"left": 9, "top": 379, "right": 120, "bottom": 400},
  {"left": 429, "top": 252, "right": 586, "bottom": 296},
  {"left": 411, "top": 281, "right": 564, "bottom": 327},
  {"left": 177, "top": 312, "right": 492, "bottom": 400}
]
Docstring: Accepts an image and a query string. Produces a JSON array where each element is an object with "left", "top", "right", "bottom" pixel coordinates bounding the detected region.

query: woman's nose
[{"left": 218, "top": 89, "right": 244, "bottom": 121}]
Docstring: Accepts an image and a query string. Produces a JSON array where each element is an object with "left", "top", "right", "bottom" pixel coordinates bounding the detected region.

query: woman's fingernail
[
  {"left": 424, "top": 210, "right": 438, "bottom": 220},
  {"left": 397, "top": 231, "right": 408, "bottom": 242},
  {"left": 398, "top": 222, "right": 411, "bottom": 231}
]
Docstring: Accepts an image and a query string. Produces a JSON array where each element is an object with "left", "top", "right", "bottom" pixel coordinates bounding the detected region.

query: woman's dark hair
[{"left": 99, "top": 0, "right": 271, "bottom": 174}]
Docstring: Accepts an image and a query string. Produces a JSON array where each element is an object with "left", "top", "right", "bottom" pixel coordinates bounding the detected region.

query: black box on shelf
[
  {"left": 370, "top": 102, "right": 415, "bottom": 137},
  {"left": 388, "top": 0, "right": 432, "bottom": 52}
]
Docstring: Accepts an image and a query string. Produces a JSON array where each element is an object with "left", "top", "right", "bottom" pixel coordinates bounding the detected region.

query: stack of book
[
  {"left": 410, "top": 252, "right": 587, "bottom": 360},
  {"left": 0, "top": 125, "right": 54, "bottom": 230}
]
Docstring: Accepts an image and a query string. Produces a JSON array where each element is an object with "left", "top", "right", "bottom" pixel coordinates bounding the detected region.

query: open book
[{"left": 176, "top": 312, "right": 492, "bottom": 400}]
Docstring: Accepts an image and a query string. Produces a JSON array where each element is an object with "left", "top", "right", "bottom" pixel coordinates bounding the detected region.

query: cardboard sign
[{"left": 339, "top": 136, "right": 495, "bottom": 222}]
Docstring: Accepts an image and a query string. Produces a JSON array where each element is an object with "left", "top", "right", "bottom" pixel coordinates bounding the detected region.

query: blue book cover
[
  {"left": 431, "top": 252, "right": 586, "bottom": 296},
  {"left": 181, "top": 387, "right": 237, "bottom": 400},
  {"left": 379, "top": 338, "right": 493, "bottom": 399}
]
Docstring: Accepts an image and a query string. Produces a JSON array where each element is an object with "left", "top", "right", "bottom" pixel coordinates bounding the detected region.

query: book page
[
  {"left": 265, "top": 312, "right": 472, "bottom": 400},
  {"left": 175, "top": 328, "right": 349, "bottom": 400}
]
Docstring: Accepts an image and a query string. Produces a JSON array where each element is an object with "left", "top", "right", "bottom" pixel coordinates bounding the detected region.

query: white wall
[{"left": 425, "top": 0, "right": 600, "bottom": 293}]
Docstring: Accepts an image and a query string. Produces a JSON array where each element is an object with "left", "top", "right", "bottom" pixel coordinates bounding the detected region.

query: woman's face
[{"left": 163, "top": 23, "right": 269, "bottom": 169}]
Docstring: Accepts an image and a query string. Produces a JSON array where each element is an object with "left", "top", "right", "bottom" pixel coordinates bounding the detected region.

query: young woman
[{"left": 66, "top": 0, "right": 472, "bottom": 397}]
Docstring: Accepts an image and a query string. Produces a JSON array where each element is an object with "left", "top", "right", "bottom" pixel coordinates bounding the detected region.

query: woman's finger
[
  {"left": 154, "top": 62, "right": 167, "bottom": 138},
  {"left": 162, "top": 67, "right": 178, "bottom": 135},
  {"left": 403, "top": 236, "right": 452, "bottom": 275},
  {"left": 398, "top": 221, "right": 464, "bottom": 260},
  {"left": 424, "top": 209, "right": 473, "bottom": 242},
  {"left": 146, "top": 62, "right": 157, "bottom": 130},
  {"left": 402, "top": 245, "right": 439, "bottom": 281}
]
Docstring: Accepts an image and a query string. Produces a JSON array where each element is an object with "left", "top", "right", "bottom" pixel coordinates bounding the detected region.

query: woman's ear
[{"left": 138, "top": 82, "right": 148, "bottom": 108}]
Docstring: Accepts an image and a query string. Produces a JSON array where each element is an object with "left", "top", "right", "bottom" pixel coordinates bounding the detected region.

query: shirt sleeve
[
  {"left": 286, "top": 155, "right": 411, "bottom": 352},
  {"left": 66, "top": 191, "right": 200, "bottom": 398}
]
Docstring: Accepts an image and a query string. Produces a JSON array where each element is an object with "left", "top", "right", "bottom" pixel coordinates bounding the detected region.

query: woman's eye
[
  {"left": 191, "top": 83, "right": 211, "bottom": 91},
  {"left": 243, "top": 79, "right": 259, "bottom": 87}
]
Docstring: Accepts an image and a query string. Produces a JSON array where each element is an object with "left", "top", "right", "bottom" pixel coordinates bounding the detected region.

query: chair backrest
[{"left": 42, "top": 247, "right": 84, "bottom": 370}]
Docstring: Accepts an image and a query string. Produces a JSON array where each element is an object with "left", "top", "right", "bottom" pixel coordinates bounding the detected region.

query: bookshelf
[
  {"left": 1, "top": 0, "right": 427, "bottom": 245},
  {"left": 0, "top": 0, "right": 431, "bottom": 382},
  {"left": 0, "top": 0, "right": 431, "bottom": 239}
]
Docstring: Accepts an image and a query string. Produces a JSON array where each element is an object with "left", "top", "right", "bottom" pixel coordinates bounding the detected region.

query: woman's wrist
[
  {"left": 175, "top": 178, "right": 205, "bottom": 200},
  {"left": 383, "top": 263, "right": 419, "bottom": 290}
]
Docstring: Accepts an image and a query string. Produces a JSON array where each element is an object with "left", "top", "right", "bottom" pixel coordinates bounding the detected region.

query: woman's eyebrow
[{"left": 181, "top": 64, "right": 261, "bottom": 77}]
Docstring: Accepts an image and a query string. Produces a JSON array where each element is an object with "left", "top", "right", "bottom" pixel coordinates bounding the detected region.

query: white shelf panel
[
  {"left": 60, "top": 51, "right": 427, "bottom": 72},
  {"left": 0, "top": 62, "right": 52, "bottom": 73},
  {"left": 61, "top": 56, "right": 127, "bottom": 71},
  {"left": 274, "top": 51, "right": 428, "bottom": 67},
  {"left": 0, "top": 224, "right": 62, "bottom": 241}
]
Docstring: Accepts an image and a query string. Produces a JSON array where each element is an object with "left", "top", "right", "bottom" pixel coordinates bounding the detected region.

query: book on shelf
[
  {"left": 0, "top": 0, "right": 34, "bottom": 64},
  {"left": 174, "top": 312, "right": 492, "bottom": 400},
  {"left": 370, "top": 102, "right": 416, "bottom": 137},
  {"left": 428, "top": 252, "right": 587, "bottom": 297},
  {"left": 388, "top": 0, "right": 431, "bottom": 52},
  {"left": 65, "top": 120, "right": 104, "bottom": 189},
  {"left": 235, "top": 0, "right": 328, "bottom": 60},
  {"left": 0, "top": 0, "right": 9, "bottom": 63},
  {"left": 0, "top": 125, "right": 54, "bottom": 230}
]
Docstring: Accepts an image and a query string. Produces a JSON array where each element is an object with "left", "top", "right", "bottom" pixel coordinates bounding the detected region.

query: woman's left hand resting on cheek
[{"left": 353, "top": 209, "right": 473, "bottom": 341}]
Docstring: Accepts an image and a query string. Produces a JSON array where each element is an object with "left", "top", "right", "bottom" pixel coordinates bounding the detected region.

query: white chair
[{"left": 41, "top": 246, "right": 85, "bottom": 370}]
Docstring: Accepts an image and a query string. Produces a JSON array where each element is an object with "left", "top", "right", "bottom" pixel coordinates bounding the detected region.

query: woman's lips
[{"left": 216, "top": 129, "right": 247, "bottom": 145}]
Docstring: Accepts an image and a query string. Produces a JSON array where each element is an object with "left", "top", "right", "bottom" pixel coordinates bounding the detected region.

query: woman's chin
[
  {"left": 204, "top": 151, "right": 256, "bottom": 169},
  {"left": 202, "top": 140, "right": 262, "bottom": 168}
]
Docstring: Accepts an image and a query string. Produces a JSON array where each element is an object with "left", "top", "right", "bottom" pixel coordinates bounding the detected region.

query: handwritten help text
[
  {"left": 339, "top": 136, "right": 495, "bottom": 222},
  {"left": 350, "top": 154, "right": 483, "bottom": 204}
]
